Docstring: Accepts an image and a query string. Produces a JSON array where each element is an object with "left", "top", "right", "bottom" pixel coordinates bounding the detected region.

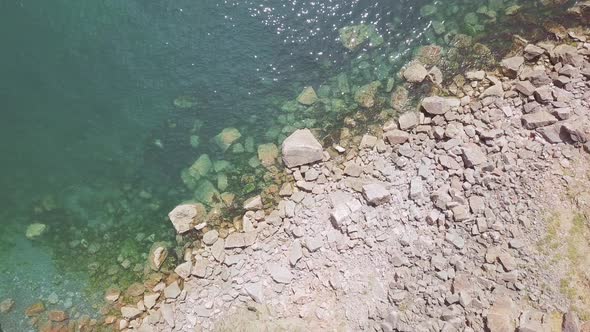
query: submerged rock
[
  {"left": 173, "top": 95, "right": 197, "bottom": 109},
  {"left": 25, "top": 301, "right": 45, "bottom": 317},
  {"left": 25, "top": 223, "right": 46, "bottom": 240},
  {"left": 297, "top": 87, "right": 318, "bottom": 106},
  {"left": 403, "top": 63, "right": 428, "bottom": 83},
  {"left": 188, "top": 154, "right": 212, "bottom": 181},
  {"left": 338, "top": 24, "right": 383, "bottom": 51},
  {"left": 281, "top": 129, "right": 324, "bottom": 168},
  {"left": 0, "top": 298, "right": 15, "bottom": 314},
  {"left": 354, "top": 81, "right": 381, "bottom": 108},
  {"left": 214, "top": 128, "right": 242, "bottom": 152},
  {"left": 257, "top": 143, "right": 279, "bottom": 167},
  {"left": 168, "top": 203, "right": 206, "bottom": 234}
]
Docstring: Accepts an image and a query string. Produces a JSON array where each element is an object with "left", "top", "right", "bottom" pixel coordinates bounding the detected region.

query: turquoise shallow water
[{"left": 0, "top": 0, "right": 573, "bottom": 330}]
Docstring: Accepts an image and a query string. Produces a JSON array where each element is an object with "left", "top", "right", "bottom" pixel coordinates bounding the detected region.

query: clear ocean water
[{"left": 0, "top": 0, "right": 572, "bottom": 330}]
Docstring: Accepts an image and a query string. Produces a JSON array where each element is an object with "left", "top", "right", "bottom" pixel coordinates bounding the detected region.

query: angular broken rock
[
  {"left": 168, "top": 204, "right": 205, "bottom": 234},
  {"left": 421, "top": 96, "right": 459, "bottom": 115},
  {"left": 174, "top": 260, "right": 192, "bottom": 280},
  {"left": 398, "top": 112, "right": 420, "bottom": 130},
  {"left": 514, "top": 80, "right": 536, "bottom": 96},
  {"left": 384, "top": 130, "right": 410, "bottom": 145},
  {"left": 289, "top": 240, "right": 303, "bottom": 266},
  {"left": 243, "top": 195, "right": 263, "bottom": 210},
  {"left": 500, "top": 56, "right": 524, "bottom": 78},
  {"left": 268, "top": 263, "right": 293, "bottom": 284},
  {"left": 121, "top": 306, "right": 143, "bottom": 320},
  {"left": 224, "top": 232, "right": 257, "bottom": 249},
  {"left": 486, "top": 296, "right": 517, "bottom": 332},
  {"left": 523, "top": 44, "right": 545, "bottom": 60},
  {"left": 281, "top": 129, "right": 324, "bottom": 168},
  {"left": 164, "top": 281, "right": 181, "bottom": 299},
  {"left": 244, "top": 282, "right": 264, "bottom": 304},
  {"left": 522, "top": 111, "right": 558, "bottom": 130},
  {"left": 362, "top": 183, "right": 390, "bottom": 205},
  {"left": 461, "top": 143, "right": 487, "bottom": 168},
  {"left": 297, "top": 86, "right": 318, "bottom": 105},
  {"left": 202, "top": 230, "right": 219, "bottom": 246},
  {"left": 409, "top": 178, "right": 423, "bottom": 200}
]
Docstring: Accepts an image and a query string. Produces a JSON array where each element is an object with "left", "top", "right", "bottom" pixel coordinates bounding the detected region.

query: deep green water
[{"left": 0, "top": 0, "right": 573, "bottom": 330}]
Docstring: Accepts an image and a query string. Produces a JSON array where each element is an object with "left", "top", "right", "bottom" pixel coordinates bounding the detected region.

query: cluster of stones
[{"left": 105, "top": 26, "right": 590, "bottom": 332}]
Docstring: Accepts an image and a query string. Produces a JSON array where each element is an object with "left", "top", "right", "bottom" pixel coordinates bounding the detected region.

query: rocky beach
[{"left": 2, "top": 1, "right": 590, "bottom": 332}]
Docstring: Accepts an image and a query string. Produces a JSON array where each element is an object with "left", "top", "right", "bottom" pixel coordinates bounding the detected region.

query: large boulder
[
  {"left": 421, "top": 96, "right": 460, "bottom": 115},
  {"left": 168, "top": 203, "right": 206, "bottom": 234},
  {"left": 281, "top": 129, "right": 324, "bottom": 168}
]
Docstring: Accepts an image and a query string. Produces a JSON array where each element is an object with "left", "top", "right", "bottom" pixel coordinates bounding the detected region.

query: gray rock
[
  {"left": 359, "top": 134, "right": 378, "bottom": 149},
  {"left": 466, "top": 70, "right": 485, "bottom": 81},
  {"left": 160, "top": 303, "right": 175, "bottom": 327},
  {"left": 537, "top": 124, "right": 566, "bottom": 143},
  {"left": 174, "top": 261, "right": 192, "bottom": 281},
  {"left": 527, "top": 70, "right": 552, "bottom": 87},
  {"left": 514, "top": 80, "right": 536, "bottom": 96},
  {"left": 244, "top": 282, "right": 265, "bottom": 304},
  {"left": 330, "top": 203, "right": 351, "bottom": 229},
  {"left": 522, "top": 111, "right": 558, "bottom": 129},
  {"left": 168, "top": 204, "right": 202, "bottom": 234},
  {"left": 461, "top": 143, "right": 487, "bottom": 168},
  {"left": 403, "top": 63, "right": 428, "bottom": 83},
  {"left": 211, "top": 238, "right": 225, "bottom": 263},
  {"left": 384, "top": 130, "right": 410, "bottom": 145},
  {"left": 486, "top": 296, "right": 517, "bottom": 332},
  {"left": 225, "top": 232, "right": 257, "bottom": 249},
  {"left": 164, "top": 281, "right": 181, "bottom": 299},
  {"left": 534, "top": 86, "right": 554, "bottom": 104},
  {"left": 409, "top": 178, "right": 423, "bottom": 200},
  {"left": 421, "top": 96, "right": 460, "bottom": 115},
  {"left": 362, "top": 183, "right": 390, "bottom": 205},
  {"left": 445, "top": 232, "right": 464, "bottom": 249},
  {"left": 398, "top": 112, "right": 420, "bottom": 130},
  {"left": 243, "top": 195, "right": 263, "bottom": 210},
  {"left": 268, "top": 264, "right": 293, "bottom": 284},
  {"left": 289, "top": 240, "right": 303, "bottom": 266},
  {"left": 551, "top": 44, "right": 585, "bottom": 67},
  {"left": 481, "top": 84, "right": 503, "bottom": 98},
  {"left": 452, "top": 206, "right": 470, "bottom": 222},
  {"left": 281, "top": 129, "right": 324, "bottom": 168},
  {"left": 202, "top": 230, "right": 219, "bottom": 246},
  {"left": 500, "top": 56, "right": 524, "bottom": 77},
  {"left": 523, "top": 44, "right": 545, "bottom": 60},
  {"left": 305, "top": 236, "right": 323, "bottom": 252}
]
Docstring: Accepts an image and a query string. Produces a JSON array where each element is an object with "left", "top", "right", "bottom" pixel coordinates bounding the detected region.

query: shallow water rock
[
  {"left": 258, "top": 143, "right": 279, "bottom": 167},
  {"left": 188, "top": 154, "right": 212, "bottom": 180},
  {"left": 338, "top": 24, "right": 383, "bottom": 50},
  {"left": 105, "top": 287, "right": 121, "bottom": 302},
  {"left": 48, "top": 310, "right": 68, "bottom": 322},
  {"left": 173, "top": 95, "right": 197, "bottom": 109},
  {"left": 214, "top": 128, "right": 241, "bottom": 152},
  {"left": 0, "top": 298, "right": 14, "bottom": 313},
  {"left": 354, "top": 81, "right": 381, "bottom": 108},
  {"left": 25, "top": 223, "right": 46, "bottom": 239},
  {"left": 25, "top": 301, "right": 45, "bottom": 317},
  {"left": 281, "top": 129, "right": 324, "bottom": 168},
  {"left": 168, "top": 204, "right": 205, "bottom": 234},
  {"left": 202, "top": 230, "right": 219, "bottom": 246},
  {"left": 243, "top": 195, "right": 263, "bottom": 211},
  {"left": 194, "top": 180, "right": 219, "bottom": 204},
  {"left": 391, "top": 86, "right": 409, "bottom": 110},
  {"left": 403, "top": 63, "right": 428, "bottom": 83},
  {"left": 297, "top": 86, "right": 318, "bottom": 105}
]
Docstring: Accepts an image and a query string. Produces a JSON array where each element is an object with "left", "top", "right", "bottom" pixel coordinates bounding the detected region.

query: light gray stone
[
  {"left": 268, "top": 264, "right": 293, "bottom": 284},
  {"left": 281, "top": 129, "right": 324, "bottom": 168},
  {"left": 362, "top": 183, "right": 390, "bottom": 205},
  {"left": 522, "top": 111, "right": 558, "bottom": 129}
]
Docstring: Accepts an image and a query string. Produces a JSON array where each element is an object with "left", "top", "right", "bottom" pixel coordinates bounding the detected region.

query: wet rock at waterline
[
  {"left": 281, "top": 129, "right": 324, "bottom": 168},
  {"left": 148, "top": 242, "right": 169, "bottom": 271},
  {"left": 168, "top": 203, "right": 206, "bottom": 234}
]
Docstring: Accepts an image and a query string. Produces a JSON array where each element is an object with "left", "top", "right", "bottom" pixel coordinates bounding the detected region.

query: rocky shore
[
  {"left": 103, "top": 21, "right": 590, "bottom": 332},
  {"left": 5, "top": 3, "right": 590, "bottom": 332}
]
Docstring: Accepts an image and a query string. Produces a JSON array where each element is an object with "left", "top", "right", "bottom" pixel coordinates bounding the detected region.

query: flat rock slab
[
  {"left": 421, "top": 96, "right": 460, "bottom": 115},
  {"left": 281, "top": 129, "right": 324, "bottom": 168},
  {"left": 522, "top": 111, "right": 558, "bottom": 129},
  {"left": 224, "top": 232, "right": 257, "bottom": 249},
  {"left": 268, "top": 263, "right": 293, "bottom": 284},
  {"left": 362, "top": 183, "right": 390, "bottom": 205}
]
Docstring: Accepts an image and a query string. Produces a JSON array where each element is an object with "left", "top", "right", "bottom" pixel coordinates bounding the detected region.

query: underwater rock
[
  {"left": 25, "top": 301, "right": 45, "bottom": 317},
  {"left": 257, "top": 143, "right": 279, "bottom": 167},
  {"left": 48, "top": 310, "right": 68, "bottom": 322},
  {"left": 217, "top": 173, "right": 228, "bottom": 192},
  {"left": 338, "top": 24, "right": 383, "bottom": 51},
  {"left": 105, "top": 288, "right": 121, "bottom": 302},
  {"left": 189, "top": 135, "right": 200, "bottom": 148},
  {"left": 188, "top": 154, "right": 212, "bottom": 181},
  {"left": 173, "top": 95, "right": 197, "bottom": 109},
  {"left": 168, "top": 204, "right": 206, "bottom": 234},
  {"left": 403, "top": 63, "right": 428, "bottom": 83},
  {"left": 214, "top": 128, "right": 242, "bottom": 152},
  {"left": 281, "top": 129, "right": 324, "bottom": 168},
  {"left": 194, "top": 180, "right": 219, "bottom": 205},
  {"left": 25, "top": 223, "right": 46, "bottom": 240},
  {"left": 148, "top": 242, "right": 169, "bottom": 271},
  {"left": 297, "top": 87, "right": 318, "bottom": 106},
  {"left": 390, "top": 86, "right": 409, "bottom": 111},
  {"left": 354, "top": 81, "right": 381, "bottom": 108},
  {"left": 0, "top": 298, "right": 14, "bottom": 314}
]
